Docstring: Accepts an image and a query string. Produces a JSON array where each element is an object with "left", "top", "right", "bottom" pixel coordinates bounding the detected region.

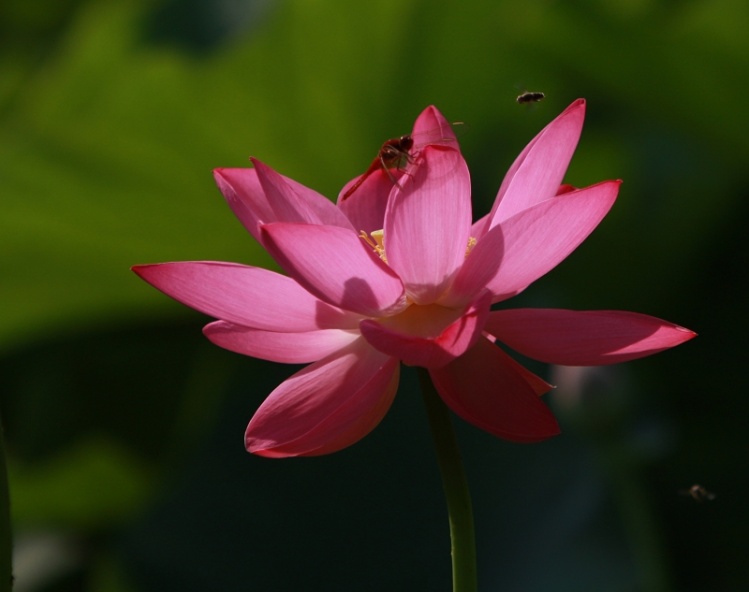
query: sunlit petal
[
  {"left": 485, "top": 99, "right": 586, "bottom": 230},
  {"left": 132, "top": 261, "right": 359, "bottom": 330},
  {"left": 214, "top": 163, "right": 352, "bottom": 246},
  {"left": 204, "top": 321, "right": 360, "bottom": 363},
  {"left": 246, "top": 340, "right": 399, "bottom": 457},
  {"left": 486, "top": 180, "right": 620, "bottom": 302},
  {"left": 486, "top": 309, "right": 697, "bottom": 365},
  {"left": 261, "top": 222, "right": 406, "bottom": 317},
  {"left": 385, "top": 146, "right": 472, "bottom": 303}
]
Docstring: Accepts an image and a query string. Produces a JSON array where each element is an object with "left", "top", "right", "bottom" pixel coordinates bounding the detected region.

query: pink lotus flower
[{"left": 133, "top": 100, "right": 695, "bottom": 458}]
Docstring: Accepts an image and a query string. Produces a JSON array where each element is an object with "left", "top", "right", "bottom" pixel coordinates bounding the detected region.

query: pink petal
[
  {"left": 261, "top": 222, "right": 407, "bottom": 317},
  {"left": 486, "top": 308, "right": 697, "bottom": 366},
  {"left": 132, "top": 261, "right": 360, "bottom": 331},
  {"left": 213, "top": 167, "right": 271, "bottom": 244},
  {"left": 252, "top": 159, "right": 354, "bottom": 228},
  {"left": 384, "top": 145, "right": 472, "bottom": 304},
  {"left": 441, "top": 224, "right": 504, "bottom": 308},
  {"left": 483, "top": 99, "right": 587, "bottom": 232},
  {"left": 487, "top": 336, "right": 555, "bottom": 395},
  {"left": 359, "top": 291, "right": 491, "bottom": 368},
  {"left": 337, "top": 106, "right": 460, "bottom": 233},
  {"left": 429, "top": 338, "right": 560, "bottom": 442},
  {"left": 485, "top": 180, "right": 621, "bottom": 302},
  {"left": 204, "top": 321, "right": 360, "bottom": 363},
  {"left": 337, "top": 167, "right": 402, "bottom": 233},
  {"left": 411, "top": 105, "right": 461, "bottom": 147},
  {"left": 471, "top": 212, "right": 489, "bottom": 238},
  {"left": 246, "top": 340, "right": 400, "bottom": 457},
  {"left": 213, "top": 162, "right": 352, "bottom": 245}
]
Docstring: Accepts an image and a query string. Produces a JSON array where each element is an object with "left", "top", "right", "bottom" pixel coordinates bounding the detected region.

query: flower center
[
  {"left": 377, "top": 302, "right": 464, "bottom": 338},
  {"left": 359, "top": 229, "right": 476, "bottom": 264}
]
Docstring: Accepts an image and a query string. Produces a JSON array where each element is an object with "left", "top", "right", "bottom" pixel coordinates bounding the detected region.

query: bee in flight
[
  {"left": 516, "top": 91, "right": 545, "bottom": 104},
  {"left": 679, "top": 484, "right": 716, "bottom": 502}
]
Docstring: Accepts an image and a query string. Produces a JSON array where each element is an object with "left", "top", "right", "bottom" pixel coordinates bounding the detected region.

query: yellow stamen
[
  {"left": 360, "top": 229, "right": 476, "bottom": 264},
  {"left": 465, "top": 236, "right": 477, "bottom": 257},
  {"left": 359, "top": 229, "right": 387, "bottom": 263}
]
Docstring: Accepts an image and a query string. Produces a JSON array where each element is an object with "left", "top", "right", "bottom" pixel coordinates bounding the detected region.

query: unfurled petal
[
  {"left": 486, "top": 308, "right": 697, "bottom": 366},
  {"left": 359, "top": 292, "right": 491, "bottom": 368},
  {"left": 483, "top": 99, "right": 586, "bottom": 233},
  {"left": 132, "top": 261, "right": 360, "bottom": 331},
  {"left": 204, "top": 321, "right": 360, "bottom": 363},
  {"left": 261, "top": 223, "right": 406, "bottom": 317},
  {"left": 385, "top": 145, "right": 472, "bottom": 304},
  {"left": 485, "top": 180, "right": 620, "bottom": 302},
  {"left": 245, "top": 339, "right": 400, "bottom": 457},
  {"left": 213, "top": 163, "right": 352, "bottom": 245},
  {"left": 430, "top": 338, "right": 559, "bottom": 442}
]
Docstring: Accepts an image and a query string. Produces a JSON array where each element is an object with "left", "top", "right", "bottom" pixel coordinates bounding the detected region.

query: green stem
[
  {"left": 601, "top": 450, "right": 672, "bottom": 592},
  {"left": 418, "top": 368, "right": 477, "bottom": 592},
  {"left": 0, "top": 416, "right": 12, "bottom": 592}
]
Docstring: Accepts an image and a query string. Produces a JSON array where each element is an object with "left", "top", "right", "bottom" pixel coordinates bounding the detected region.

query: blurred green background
[{"left": 1, "top": 0, "right": 747, "bottom": 590}]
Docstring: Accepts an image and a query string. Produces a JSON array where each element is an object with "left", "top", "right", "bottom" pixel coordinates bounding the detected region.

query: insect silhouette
[
  {"left": 516, "top": 91, "right": 545, "bottom": 104},
  {"left": 341, "top": 123, "right": 461, "bottom": 201},
  {"left": 679, "top": 484, "right": 716, "bottom": 502},
  {"left": 341, "top": 135, "right": 414, "bottom": 200}
]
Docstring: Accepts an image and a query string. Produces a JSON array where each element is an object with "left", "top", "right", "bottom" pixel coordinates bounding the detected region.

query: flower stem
[
  {"left": 601, "top": 450, "right": 673, "bottom": 592},
  {"left": 0, "top": 416, "right": 12, "bottom": 592},
  {"left": 418, "top": 368, "right": 477, "bottom": 592}
]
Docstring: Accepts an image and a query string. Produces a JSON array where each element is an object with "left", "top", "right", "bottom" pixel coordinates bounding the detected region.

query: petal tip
[
  {"left": 245, "top": 431, "right": 286, "bottom": 458},
  {"left": 249, "top": 156, "right": 267, "bottom": 171},
  {"left": 678, "top": 327, "right": 698, "bottom": 340},
  {"left": 131, "top": 263, "right": 155, "bottom": 278},
  {"left": 557, "top": 98, "right": 587, "bottom": 122}
]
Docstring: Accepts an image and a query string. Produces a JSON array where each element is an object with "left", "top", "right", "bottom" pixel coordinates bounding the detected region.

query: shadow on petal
[{"left": 429, "top": 338, "right": 559, "bottom": 442}]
